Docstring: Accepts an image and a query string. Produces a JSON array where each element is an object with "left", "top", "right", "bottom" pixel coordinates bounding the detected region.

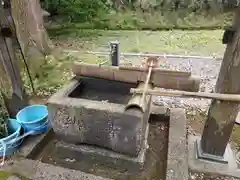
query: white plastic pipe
[{"left": 86, "top": 51, "right": 222, "bottom": 60}]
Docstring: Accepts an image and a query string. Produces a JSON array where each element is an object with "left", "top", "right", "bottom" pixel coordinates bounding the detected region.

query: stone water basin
[{"left": 47, "top": 77, "right": 151, "bottom": 157}]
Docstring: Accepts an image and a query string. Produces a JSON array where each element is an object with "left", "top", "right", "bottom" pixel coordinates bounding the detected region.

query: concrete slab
[
  {"left": 2, "top": 159, "right": 37, "bottom": 179},
  {"left": 150, "top": 104, "right": 169, "bottom": 115},
  {"left": 2, "top": 159, "right": 112, "bottom": 180},
  {"left": 166, "top": 108, "right": 188, "bottom": 180},
  {"left": 188, "top": 135, "right": 240, "bottom": 178},
  {"left": 34, "top": 160, "right": 112, "bottom": 180},
  {"left": 17, "top": 131, "right": 51, "bottom": 158},
  {"left": 235, "top": 111, "right": 240, "bottom": 125}
]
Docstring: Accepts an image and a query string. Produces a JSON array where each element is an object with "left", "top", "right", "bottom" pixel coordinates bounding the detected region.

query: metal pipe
[
  {"left": 109, "top": 41, "right": 120, "bottom": 66},
  {"left": 87, "top": 51, "right": 221, "bottom": 60}
]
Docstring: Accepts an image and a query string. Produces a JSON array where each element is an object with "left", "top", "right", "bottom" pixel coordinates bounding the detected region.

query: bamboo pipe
[
  {"left": 86, "top": 50, "right": 220, "bottom": 60},
  {"left": 130, "top": 88, "right": 240, "bottom": 102},
  {"left": 141, "top": 60, "right": 154, "bottom": 105},
  {"left": 125, "top": 83, "right": 153, "bottom": 112}
]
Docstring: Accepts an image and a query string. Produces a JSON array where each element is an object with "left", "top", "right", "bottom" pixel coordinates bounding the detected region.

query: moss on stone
[
  {"left": 0, "top": 171, "right": 31, "bottom": 180},
  {"left": 0, "top": 171, "right": 11, "bottom": 179}
]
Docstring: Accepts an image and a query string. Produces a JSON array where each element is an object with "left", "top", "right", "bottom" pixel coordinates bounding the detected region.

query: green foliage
[
  {"left": 42, "top": 0, "right": 233, "bottom": 30},
  {"left": 50, "top": 10, "right": 232, "bottom": 31},
  {"left": 42, "top": 0, "right": 110, "bottom": 22},
  {"left": 0, "top": 100, "right": 8, "bottom": 139},
  {"left": 0, "top": 171, "right": 31, "bottom": 180}
]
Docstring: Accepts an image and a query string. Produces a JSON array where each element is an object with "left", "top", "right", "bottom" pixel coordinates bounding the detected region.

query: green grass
[
  {"left": 0, "top": 171, "right": 11, "bottom": 180},
  {"left": 48, "top": 28, "right": 225, "bottom": 56}
]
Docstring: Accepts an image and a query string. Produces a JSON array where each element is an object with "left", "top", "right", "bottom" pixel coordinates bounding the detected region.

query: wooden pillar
[
  {"left": 199, "top": 10, "right": 240, "bottom": 160},
  {"left": 0, "top": 2, "right": 28, "bottom": 118},
  {"left": 0, "top": 36, "right": 29, "bottom": 118}
]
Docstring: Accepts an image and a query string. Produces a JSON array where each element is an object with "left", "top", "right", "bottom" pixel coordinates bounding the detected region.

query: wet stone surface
[{"left": 29, "top": 117, "right": 169, "bottom": 180}]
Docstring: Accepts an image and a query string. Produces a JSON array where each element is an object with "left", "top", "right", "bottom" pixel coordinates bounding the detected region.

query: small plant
[{"left": 0, "top": 101, "right": 8, "bottom": 139}]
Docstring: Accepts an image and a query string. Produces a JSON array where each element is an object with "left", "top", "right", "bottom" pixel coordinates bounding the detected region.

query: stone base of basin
[
  {"left": 188, "top": 135, "right": 240, "bottom": 179},
  {"left": 48, "top": 77, "right": 151, "bottom": 157},
  {"left": 1, "top": 107, "right": 188, "bottom": 180},
  {"left": 54, "top": 136, "right": 148, "bottom": 173}
]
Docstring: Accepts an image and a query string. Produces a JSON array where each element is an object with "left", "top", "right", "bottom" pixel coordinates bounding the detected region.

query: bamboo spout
[{"left": 125, "top": 83, "right": 153, "bottom": 113}]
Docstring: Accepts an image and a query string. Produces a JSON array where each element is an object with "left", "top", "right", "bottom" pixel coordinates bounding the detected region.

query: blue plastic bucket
[
  {"left": 0, "top": 119, "right": 23, "bottom": 157},
  {"left": 16, "top": 105, "right": 49, "bottom": 135}
]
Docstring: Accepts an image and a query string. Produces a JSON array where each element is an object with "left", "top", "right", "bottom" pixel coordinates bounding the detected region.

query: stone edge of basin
[
  {"left": 47, "top": 78, "right": 131, "bottom": 114},
  {"left": 166, "top": 108, "right": 188, "bottom": 180}
]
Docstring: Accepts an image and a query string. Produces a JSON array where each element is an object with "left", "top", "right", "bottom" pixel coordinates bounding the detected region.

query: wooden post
[
  {"left": 199, "top": 10, "right": 240, "bottom": 161},
  {"left": 0, "top": 2, "right": 28, "bottom": 118},
  {"left": 110, "top": 41, "right": 119, "bottom": 66},
  {"left": 0, "top": 36, "right": 29, "bottom": 118}
]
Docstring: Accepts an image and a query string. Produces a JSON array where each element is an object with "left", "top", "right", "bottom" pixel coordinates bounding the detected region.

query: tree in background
[
  {"left": 11, "top": 0, "right": 52, "bottom": 77},
  {"left": 0, "top": 0, "right": 51, "bottom": 118}
]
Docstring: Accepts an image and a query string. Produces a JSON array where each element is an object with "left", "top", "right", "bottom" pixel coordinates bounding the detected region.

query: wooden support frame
[
  {"left": 130, "top": 88, "right": 240, "bottom": 102},
  {"left": 0, "top": 2, "right": 28, "bottom": 118},
  {"left": 72, "top": 62, "right": 200, "bottom": 92},
  {"left": 199, "top": 9, "right": 240, "bottom": 162}
]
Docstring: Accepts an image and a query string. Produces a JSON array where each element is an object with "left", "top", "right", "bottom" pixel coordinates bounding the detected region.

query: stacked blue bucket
[
  {"left": 0, "top": 119, "right": 23, "bottom": 156},
  {"left": 0, "top": 105, "right": 50, "bottom": 157},
  {"left": 16, "top": 105, "right": 49, "bottom": 135}
]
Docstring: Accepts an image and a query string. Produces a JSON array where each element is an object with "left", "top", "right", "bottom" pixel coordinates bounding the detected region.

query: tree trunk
[
  {"left": 10, "top": 0, "right": 52, "bottom": 77},
  {"left": 200, "top": 9, "right": 240, "bottom": 157}
]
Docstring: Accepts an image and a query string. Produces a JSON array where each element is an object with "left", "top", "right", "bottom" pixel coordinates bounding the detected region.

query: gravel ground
[
  {"left": 189, "top": 171, "right": 240, "bottom": 180},
  {"left": 150, "top": 57, "right": 221, "bottom": 111}
]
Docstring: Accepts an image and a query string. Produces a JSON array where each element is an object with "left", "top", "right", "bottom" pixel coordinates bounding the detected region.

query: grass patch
[
  {"left": 0, "top": 171, "right": 11, "bottom": 179},
  {"left": 48, "top": 28, "right": 225, "bottom": 57}
]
